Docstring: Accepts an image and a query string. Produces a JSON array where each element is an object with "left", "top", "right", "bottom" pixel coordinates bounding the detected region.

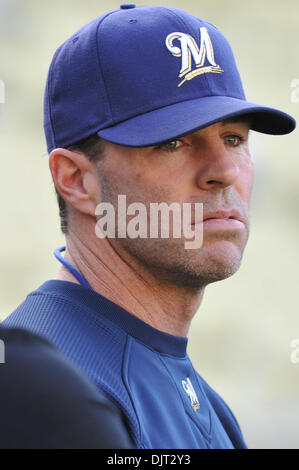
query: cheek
[
  {"left": 100, "top": 163, "right": 165, "bottom": 206},
  {"left": 236, "top": 158, "right": 255, "bottom": 202},
  {"left": 120, "top": 164, "right": 182, "bottom": 203}
]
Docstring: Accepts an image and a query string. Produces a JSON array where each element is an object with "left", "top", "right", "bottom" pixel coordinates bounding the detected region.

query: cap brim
[{"left": 98, "top": 95, "right": 296, "bottom": 147}]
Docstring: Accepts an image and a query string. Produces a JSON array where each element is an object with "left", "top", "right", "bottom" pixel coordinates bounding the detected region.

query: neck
[{"left": 54, "top": 232, "right": 205, "bottom": 337}]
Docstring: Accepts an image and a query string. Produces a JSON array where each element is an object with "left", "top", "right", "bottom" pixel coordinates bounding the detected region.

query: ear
[{"left": 49, "top": 148, "right": 100, "bottom": 217}]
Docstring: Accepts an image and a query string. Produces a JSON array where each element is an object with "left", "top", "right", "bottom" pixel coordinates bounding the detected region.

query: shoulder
[
  {"left": 0, "top": 325, "right": 134, "bottom": 449},
  {"left": 2, "top": 282, "right": 140, "bottom": 445}
]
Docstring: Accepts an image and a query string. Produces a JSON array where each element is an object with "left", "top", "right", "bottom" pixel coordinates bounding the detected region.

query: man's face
[{"left": 95, "top": 118, "right": 254, "bottom": 288}]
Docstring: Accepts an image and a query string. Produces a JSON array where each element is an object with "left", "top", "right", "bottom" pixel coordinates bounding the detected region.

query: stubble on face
[
  {"left": 95, "top": 125, "right": 253, "bottom": 289},
  {"left": 99, "top": 181, "right": 250, "bottom": 287}
]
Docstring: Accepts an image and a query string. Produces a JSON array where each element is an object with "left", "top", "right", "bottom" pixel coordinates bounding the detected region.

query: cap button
[{"left": 120, "top": 3, "right": 136, "bottom": 9}]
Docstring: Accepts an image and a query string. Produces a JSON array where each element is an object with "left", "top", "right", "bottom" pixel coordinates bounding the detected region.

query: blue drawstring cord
[{"left": 54, "top": 246, "right": 92, "bottom": 290}]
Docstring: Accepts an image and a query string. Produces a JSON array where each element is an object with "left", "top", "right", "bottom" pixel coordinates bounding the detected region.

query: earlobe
[{"left": 49, "top": 148, "right": 98, "bottom": 217}]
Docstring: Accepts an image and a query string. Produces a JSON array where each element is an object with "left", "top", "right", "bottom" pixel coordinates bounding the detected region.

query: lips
[
  {"left": 202, "top": 209, "right": 245, "bottom": 224},
  {"left": 191, "top": 209, "right": 246, "bottom": 228}
]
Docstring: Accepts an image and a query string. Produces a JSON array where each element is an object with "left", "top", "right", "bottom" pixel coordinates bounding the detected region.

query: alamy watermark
[
  {"left": 0, "top": 339, "right": 5, "bottom": 363},
  {"left": 290, "top": 339, "right": 299, "bottom": 364},
  {"left": 290, "top": 79, "right": 299, "bottom": 104},
  {"left": 95, "top": 195, "right": 203, "bottom": 249},
  {"left": 0, "top": 80, "right": 5, "bottom": 104}
]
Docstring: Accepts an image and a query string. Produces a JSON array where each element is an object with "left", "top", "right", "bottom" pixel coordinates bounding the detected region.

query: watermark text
[
  {"left": 0, "top": 339, "right": 5, "bottom": 363},
  {"left": 95, "top": 195, "right": 203, "bottom": 250},
  {"left": 290, "top": 79, "right": 299, "bottom": 104},
  {"left": 0, "top": 80, "right": 5, "bottom": 104},
  {"left": 290, "top": 339, "right": 299, "bottom": 364}
]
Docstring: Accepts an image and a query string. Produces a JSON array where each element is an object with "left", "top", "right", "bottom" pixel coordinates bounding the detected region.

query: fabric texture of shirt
[
  {"left": 0, "top": 325, "right": 134, "bottom": 449},
  {"left": 2, "top": 280, "right": 247, "bottom": 449}
]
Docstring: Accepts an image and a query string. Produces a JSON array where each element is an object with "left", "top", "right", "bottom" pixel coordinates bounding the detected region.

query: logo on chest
[{"left": 182, "top": 377, "right": 200, "bottom": 411}]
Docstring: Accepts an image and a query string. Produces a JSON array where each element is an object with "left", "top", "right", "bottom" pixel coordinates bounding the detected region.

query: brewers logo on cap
[{"left": 166, "top": 27, "right": 224, "bottom": 87}]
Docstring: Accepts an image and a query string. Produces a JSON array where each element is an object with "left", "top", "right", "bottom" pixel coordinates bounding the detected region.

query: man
[{"left": 3, "top": 4, "right": 295, "bottom": 448}]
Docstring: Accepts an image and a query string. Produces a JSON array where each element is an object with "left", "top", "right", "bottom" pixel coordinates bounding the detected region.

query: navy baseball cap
[{"left": 44, "top": 4, "right": 296, "bottom": 153}]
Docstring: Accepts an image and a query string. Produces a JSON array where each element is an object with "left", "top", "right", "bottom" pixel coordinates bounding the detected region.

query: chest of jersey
[{"left": 123, "top": 337, "right": 234, "bottom": 449}]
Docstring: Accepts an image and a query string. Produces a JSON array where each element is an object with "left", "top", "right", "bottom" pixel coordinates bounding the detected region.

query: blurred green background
[{"left": 0, "top": 0, "right": 298, "bottom": 449}]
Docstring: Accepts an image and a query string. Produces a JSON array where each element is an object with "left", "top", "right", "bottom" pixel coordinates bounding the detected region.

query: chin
[
  {"left": 186, "top": 241, "right": 244, "bottom": 284},
  {"left": 141, "top": 240, "right": 244, "bottom": 289},
  {"left": 113, "top": 236, "right": 246, "bottom": 288}
]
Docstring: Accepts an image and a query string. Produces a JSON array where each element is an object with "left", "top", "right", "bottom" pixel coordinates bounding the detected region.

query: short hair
[{"left": 54, "top": 134, "right": 105, "bottom": 234}]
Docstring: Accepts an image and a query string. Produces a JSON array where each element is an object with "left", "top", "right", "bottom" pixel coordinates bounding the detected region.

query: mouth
[{"left": 191, "top": 209, "right": 246, "bottom": 230}]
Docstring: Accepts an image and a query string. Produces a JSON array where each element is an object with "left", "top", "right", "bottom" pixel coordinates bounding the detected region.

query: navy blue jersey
[
  {"left": 0, "top": 326, "right": 134, "bottom": 449},
  {"left": 3, "top": 280, "right": 247, "bottom": 449}
]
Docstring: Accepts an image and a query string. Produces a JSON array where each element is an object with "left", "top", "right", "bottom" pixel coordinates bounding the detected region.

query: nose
[{"left": 194, "top": 141, "right": 240, "bottom": 191}]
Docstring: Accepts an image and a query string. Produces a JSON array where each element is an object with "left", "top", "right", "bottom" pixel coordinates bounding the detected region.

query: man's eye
[
  {"left": 158, "top": 140, "right": 182, "bottom": 152},
  {"left": 224, "top": 135, "right": 244, "bottom": 147}
]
